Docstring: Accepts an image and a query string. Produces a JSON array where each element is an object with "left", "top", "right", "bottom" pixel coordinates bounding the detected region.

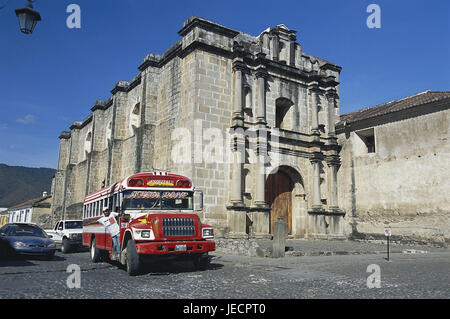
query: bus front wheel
[
  {"left": 126, "top": 240, "right": 141, "bottom": 276},
  {"left": 193, "top": 253, "right": 210, "bottom": 271}
]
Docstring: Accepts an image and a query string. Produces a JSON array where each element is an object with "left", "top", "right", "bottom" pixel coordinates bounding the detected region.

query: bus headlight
[
  {"left": 132, "top": 228, "right": 154, "bottom": 240},
  {"left": 141, "top": 230, "right": 151, "bottom": 238},
  {"left": 202, "top": 228, "right": 214, "bottom": 238}
]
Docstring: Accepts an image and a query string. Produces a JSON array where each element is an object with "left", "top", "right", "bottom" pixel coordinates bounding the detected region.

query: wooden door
[{"left": 265, "top": 171, "right": 293, "bottom": 234}]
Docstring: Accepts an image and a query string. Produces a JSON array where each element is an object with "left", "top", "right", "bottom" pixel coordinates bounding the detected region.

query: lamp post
[{"left": 14, "top": 0, "right": 41, "bottom": 34}]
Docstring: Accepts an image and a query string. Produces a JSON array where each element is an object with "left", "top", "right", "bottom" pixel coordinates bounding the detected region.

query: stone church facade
[{"left": 51, "top": 16, "right": 346, "bottom": 239}]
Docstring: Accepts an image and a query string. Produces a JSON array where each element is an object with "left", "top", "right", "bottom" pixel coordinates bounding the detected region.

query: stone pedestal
[
  {"left": 308, "top": 209, "right": 346, "bottom": 238},
  {"left": 248, "top": 206, "right": 271, "bottom": 239},
  {"left": 226, "top": 205, "right": 248, "bottom": 239}
]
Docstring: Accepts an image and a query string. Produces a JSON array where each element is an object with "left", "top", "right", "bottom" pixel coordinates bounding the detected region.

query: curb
[
  {"left": 285, "top": 250, "right": 404, "bottom": 257},
  {"left": 213, "top": 238, "right": 441, "bottom": 258}
]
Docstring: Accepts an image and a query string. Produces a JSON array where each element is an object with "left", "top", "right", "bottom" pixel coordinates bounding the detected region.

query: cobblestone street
[{"left": 1, "top": 247, "right": 448, "bottom": 300}]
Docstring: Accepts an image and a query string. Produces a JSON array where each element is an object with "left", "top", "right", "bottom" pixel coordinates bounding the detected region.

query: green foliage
[{"left": 0, "top": 164, "right": 56, "bottom": 208}]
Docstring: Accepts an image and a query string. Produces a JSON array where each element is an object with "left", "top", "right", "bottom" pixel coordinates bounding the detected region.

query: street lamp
[{"left": 14, "top": 0, "right": 41, "bottom": 34}]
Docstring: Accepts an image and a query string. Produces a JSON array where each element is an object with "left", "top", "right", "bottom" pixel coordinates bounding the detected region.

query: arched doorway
[{"left": 265, "top": 170, "right": 293, "bottom": 234}]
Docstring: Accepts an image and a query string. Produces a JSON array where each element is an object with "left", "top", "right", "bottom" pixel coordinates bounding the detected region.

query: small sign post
[{"left": 384, "top": 226, "right": 392, "bottom": 261}]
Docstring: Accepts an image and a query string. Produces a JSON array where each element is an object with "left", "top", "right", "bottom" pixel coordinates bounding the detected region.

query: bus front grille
[{"left": 162, "top": 218, "right": 196, "bottom": 237}]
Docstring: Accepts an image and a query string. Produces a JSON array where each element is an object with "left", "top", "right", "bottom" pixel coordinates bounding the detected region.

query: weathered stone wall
[
  {"left": 188, "top": 50, "right": 233, "bottom": 233},
  {"left": 338, "top": 107, "right": 450, "bottom": 245},
  {"left": 153, "top": 57, "right": 183, "bottom": 172}
]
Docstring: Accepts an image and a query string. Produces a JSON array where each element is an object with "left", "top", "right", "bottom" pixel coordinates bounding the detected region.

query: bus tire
[
  {"left": 193, "top": 253, "right": 210, "bottom": 271},
  {"left": 90, "top": 238, "right": 101, "bottom": 263},
  {"left": 126, "top": 240, "right": 140, "bottom": 276}
]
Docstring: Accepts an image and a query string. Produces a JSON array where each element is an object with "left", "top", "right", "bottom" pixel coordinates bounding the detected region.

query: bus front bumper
[{"left": 135, "top": 240, "right": 215, "bottom": 255}]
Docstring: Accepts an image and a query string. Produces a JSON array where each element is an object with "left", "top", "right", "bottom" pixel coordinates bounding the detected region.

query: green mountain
[{"left": 0, "top": 164, "right": 56, "bottom": 208}]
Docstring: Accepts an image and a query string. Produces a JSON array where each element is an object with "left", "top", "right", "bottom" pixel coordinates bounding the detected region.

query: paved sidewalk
[{"left": 215, "top": 238, "right": 448, "bottom": 258}]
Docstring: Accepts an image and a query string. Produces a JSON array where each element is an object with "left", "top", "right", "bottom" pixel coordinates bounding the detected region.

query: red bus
[{"left": 82, "top": 172, "right": 215, "bottom": 276}]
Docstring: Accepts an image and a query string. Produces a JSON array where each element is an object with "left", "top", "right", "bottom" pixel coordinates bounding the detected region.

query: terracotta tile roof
[
  {"left": 7, "top": 195, "right": 51, "bottom": 210},
  {"left": 339, "top": 91, "right": 450, "bottom": 124}
]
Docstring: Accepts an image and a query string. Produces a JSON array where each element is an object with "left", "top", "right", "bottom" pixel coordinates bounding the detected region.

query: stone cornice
[
  {"left": 320, "top": 62, "right": 342, "bottom": 73},
  {"left": 138, "top": 41, "right": 182, "bottom": 71},
  {"left": 59, "top": 131, "right": 71, "bottom": 139},
  {"left": 326, "top": 154, "right": 341, "bottom": 166},
  {"left": 110, "top": 80, "right": 130, "bottom": 95},
  {"left": 178, "top": 16, "right": 240, "bottom": 38},
  {"left": 69, "top": 121, "right": 83, "bottom": 130},
  {"left": 232, "top": 59, "right": 246, "bottom": 72},
  {"left": 91, "top": 98, "right": 113, "bottom": 112},
  {"left": 69, "top": 113, "right": 92, "bottom": 131},
  {"left": 309, "top": 151, "right": 325, "bottom": 163},
  {"left": 255, "top": 65, "right": 269, "bottom": 78}
]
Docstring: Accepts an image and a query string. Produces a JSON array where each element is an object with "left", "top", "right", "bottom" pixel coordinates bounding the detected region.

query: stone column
[
  {"left": 254, "top": 128, "right": 267, "bottom": 206},
  {"left": 255, "top": 67, "right": 268, "bottom": 124},
  {"left": 326, "top": 89, "right": 337, "bottom": 138},
  {"left": 309, "top": 85, "right": 321, "bottom": 139},
  {"left": 249, "top": 61, "right": 270, "bottom": 238},
  {"left": 327, "top": 155, "right": 340, "bottom": 210},
  {"left": 227, "top": 128, "right": 247, "bottom": 238},
  {"left": 227, "top": 49, "right": 248, "bottom": 239},
  {"left": 288, "top": 35, "right": 296, "bottom": 66},
  {"left": 230, "top": 59, "right": 246, "bottom": 206},
  {"left": 262, "top": 33, "right": 270, "bottom": 53},
  {"left": 310, "top": 153, "right": 324, "bottom": 211},
  {"left": 232, "top": 59, "right": 245, "bottom": 128},
  {"left": 255, "top": 67, "right": 268, "bottom": 207},
  {"left": 230, "top": 145, "right": 243, "bottom": 205},
  {"left": 233, "top": 66, "right": 243, "bottom": 117},
  {"left": 272, "top": 35, "right": 279, "bottom": 61},
  {"left": 329, "top": 165, "right": 338, "bottom": 209}
]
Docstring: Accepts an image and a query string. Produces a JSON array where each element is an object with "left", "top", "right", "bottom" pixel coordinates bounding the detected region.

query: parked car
[
  {"left": 45, "top": 220, "right": 83, "bottom": 253},
  {"left": 0, "top": 223, "right": 56, "bottom": 260}
]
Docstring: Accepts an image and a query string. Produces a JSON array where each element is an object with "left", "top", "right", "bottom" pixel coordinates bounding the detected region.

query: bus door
[{"left": 105, "top": 193, "right": 121, "bottom": 253}]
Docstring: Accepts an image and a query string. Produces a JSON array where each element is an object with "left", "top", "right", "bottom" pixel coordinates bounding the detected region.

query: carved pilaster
[
  {"left": 232, "top": 60, "right": 246, "bottom": 127},
  {"left": 309, "top": 152, "right": 325, "bottom": 212},
  {"left": 308, "top": 84, "right": 322, "bottom": 141},
  {"left": 255, "top": 66, "right": 268, "bottom": 125},
  {"left": 326, "top": 155, "right": 341, "bottom": 210},
  {"left": 325, "top": 88, "right": 338, "bottom": 142}
]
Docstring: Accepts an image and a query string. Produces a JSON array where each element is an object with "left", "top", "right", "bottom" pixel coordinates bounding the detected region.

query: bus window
[{"left": 113, "top": 194, "right": 118, "bottom": 212}]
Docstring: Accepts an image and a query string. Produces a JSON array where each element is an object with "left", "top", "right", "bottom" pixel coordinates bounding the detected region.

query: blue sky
[{"left": 0, "top": 0, "right": 449, "bottom": 168}]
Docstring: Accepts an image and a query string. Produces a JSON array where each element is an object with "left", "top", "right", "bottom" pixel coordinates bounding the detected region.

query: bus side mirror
[{"left": 194, "top": 188, "right": 203, "bottom": 211}]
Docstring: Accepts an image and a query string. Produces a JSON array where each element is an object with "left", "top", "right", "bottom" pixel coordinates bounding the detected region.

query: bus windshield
[{"left": 123, "top": 190, "right": 193, "bottom": 210}]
